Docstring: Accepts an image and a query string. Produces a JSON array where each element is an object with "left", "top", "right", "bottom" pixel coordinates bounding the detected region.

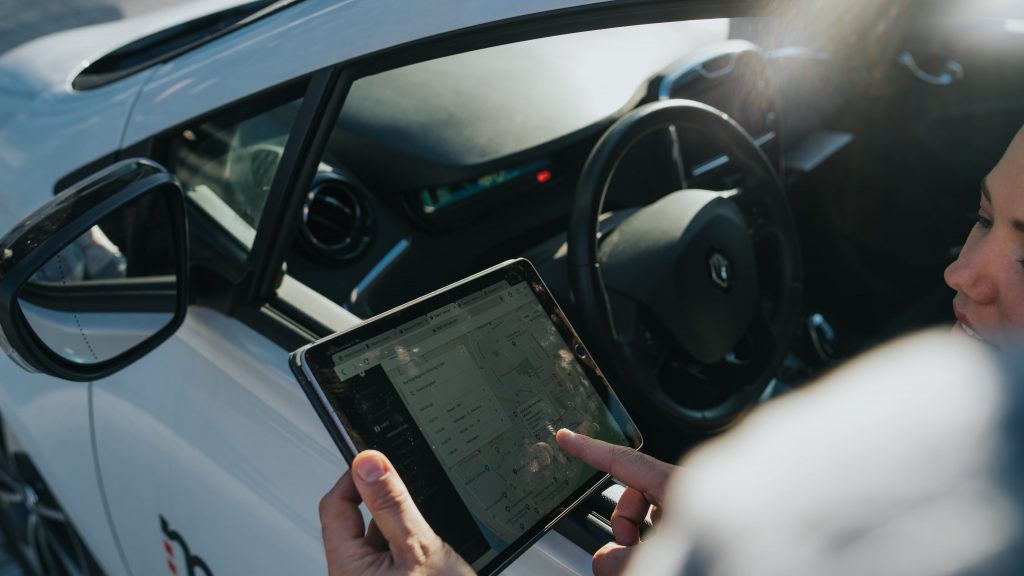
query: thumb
[{"left": 351, "top": 451, "right": 439, "bottom": 564}]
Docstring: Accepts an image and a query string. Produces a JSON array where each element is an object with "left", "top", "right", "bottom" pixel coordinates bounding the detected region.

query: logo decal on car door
[{"left": 161, "top": 515, "right": 214, "bottom": 576}]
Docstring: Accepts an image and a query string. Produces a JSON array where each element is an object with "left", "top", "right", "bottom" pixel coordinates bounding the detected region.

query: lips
[{"left": 953, "top": 305, "right": 987, "bottom": 342}]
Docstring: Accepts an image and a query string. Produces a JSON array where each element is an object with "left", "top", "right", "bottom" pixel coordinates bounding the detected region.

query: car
[{"left": 0, "top": 0, "right": 1022, "bottom": 574}]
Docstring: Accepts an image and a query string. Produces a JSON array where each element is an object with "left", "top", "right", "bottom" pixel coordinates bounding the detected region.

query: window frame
[{"left": 116, "top": 71, "right": 338, "bottom": 321}]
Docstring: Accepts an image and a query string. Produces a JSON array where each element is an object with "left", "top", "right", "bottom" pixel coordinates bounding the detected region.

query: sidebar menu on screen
[{"left": 320, "top": 365, "right": 491, "bottom": 562}]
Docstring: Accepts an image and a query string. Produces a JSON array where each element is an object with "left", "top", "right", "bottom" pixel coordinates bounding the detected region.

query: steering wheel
[{"left": 568, "top": 99, "right": 802, "bottom": 436}]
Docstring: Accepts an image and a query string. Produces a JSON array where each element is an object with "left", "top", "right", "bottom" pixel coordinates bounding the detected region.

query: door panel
[
  {"left": 92, "top": 307, "right": 344, "bottom": 575},
  {"left": 91, "top": 306, "right": 593, "bottom": 575}
]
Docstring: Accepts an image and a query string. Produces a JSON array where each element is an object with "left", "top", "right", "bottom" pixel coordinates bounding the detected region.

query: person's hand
[
  {"left": 319, "top": 450, "right": 474, "bottom": 576},
  {"left": 555, "top": 429, "right": 678, "bottom": 576}
]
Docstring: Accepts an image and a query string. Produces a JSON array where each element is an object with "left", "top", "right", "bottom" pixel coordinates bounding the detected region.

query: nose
[{"left": 944, "top": 237, "right": 998, "bottom": 305}]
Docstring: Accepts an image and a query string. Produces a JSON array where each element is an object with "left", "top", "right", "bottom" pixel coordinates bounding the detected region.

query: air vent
[{"left": 299, "top": 172, "right": 374, "bottom": 261}]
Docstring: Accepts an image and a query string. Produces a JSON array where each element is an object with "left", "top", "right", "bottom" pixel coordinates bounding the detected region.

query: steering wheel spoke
[
  {"left": 731, "top": 185, "right": 775, "bottom": 239},
  {"left": 606, "top": 289, "right": 671, "bottom": 365}
]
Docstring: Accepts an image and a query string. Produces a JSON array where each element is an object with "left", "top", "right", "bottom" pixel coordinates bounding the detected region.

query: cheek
[{"left": 1002, "top": 268, "right": 1024, "bottom": 327}]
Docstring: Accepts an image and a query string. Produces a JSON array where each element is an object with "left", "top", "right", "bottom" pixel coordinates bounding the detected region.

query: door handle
[{"left": 897, "top": 51, "right": 964, "bottom": 86}]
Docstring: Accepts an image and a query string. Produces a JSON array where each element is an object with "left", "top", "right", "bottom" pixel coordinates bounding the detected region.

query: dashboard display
[{"left": 419, "top": 160, "right": 551, "bottom": 213}]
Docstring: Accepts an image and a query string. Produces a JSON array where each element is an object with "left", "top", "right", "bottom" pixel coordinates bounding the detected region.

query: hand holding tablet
[
  {"left": 320, "top": 450, "right": 474, "bottom": 576},
  {"left": 320, "top": 433, "right": 677, "bottom": 576},
  {"left": 293, "top": 260, "right": 643, "bottom": 575}
]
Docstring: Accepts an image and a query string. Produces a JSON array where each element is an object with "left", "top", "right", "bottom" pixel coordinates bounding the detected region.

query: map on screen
[{"left": 324, "top": 278, "right": 630, "bottom": 568}]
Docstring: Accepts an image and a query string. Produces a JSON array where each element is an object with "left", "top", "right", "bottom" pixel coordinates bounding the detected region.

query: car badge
[{"left": 708, "top": 251, "right": 732, "bottom": 291}]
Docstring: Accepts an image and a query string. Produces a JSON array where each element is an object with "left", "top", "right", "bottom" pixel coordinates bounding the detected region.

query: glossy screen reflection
[
  {"left": 325, "top": 279, "right": 630, "bottom": 569},
  {"left": 18, "top": 190, "right": 178, "bottom": 365}
]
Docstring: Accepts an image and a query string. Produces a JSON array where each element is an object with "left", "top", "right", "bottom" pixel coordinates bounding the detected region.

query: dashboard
[{"left": 284, "top": 19, "right": 839, "bottom": 328}]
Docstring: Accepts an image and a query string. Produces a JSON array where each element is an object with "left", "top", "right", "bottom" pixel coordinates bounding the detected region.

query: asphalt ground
[{"left": 0, "top": 2, "right": 176, "bottom": 573}]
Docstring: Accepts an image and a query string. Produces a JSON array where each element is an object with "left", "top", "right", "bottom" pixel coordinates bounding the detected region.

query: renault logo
[{"left": 708, "top": 252, "right": 732, "bottom": 291}]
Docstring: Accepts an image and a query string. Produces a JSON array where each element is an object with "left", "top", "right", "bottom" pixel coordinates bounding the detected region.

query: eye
[{"left": 970, "top": 211, "right": 993, "bottom": 230}]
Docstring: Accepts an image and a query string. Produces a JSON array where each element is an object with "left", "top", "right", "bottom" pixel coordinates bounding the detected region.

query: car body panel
[
  {"left": 0, "top": 0, "right": 269, "bottom": 233},
  {"left": 91, "top": 305, "right": 596, "bottom": 575},
  {"left": 0, "top": 358, "right": 128, "bottom": 575},
  {"left": 0, "top": 0, "right": 256, "bottom": 97},
  {"left": 0, "top": 74, "right": 149, "bottom": 232},
  {"left": 0, "top": 60, "right": 157, "bottom": 576},
  {"left": 91, "top": 307, "right": 346, "bottom": 575}
]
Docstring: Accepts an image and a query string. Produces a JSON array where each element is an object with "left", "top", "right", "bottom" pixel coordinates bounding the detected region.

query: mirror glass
[{"left": 18, "top": 188, "right": 179, "bottom": 365}]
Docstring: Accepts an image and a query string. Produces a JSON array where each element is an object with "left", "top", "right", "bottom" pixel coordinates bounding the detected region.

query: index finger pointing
[{"left": 555, "top": 429, "right": 673, "bottom": 502}]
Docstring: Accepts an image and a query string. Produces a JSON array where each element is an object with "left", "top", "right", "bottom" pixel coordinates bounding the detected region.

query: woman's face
[{"left": 944, "top": 128, "right": 1024, "bottom": 343}]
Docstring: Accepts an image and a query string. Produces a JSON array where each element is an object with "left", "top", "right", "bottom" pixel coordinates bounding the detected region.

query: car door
[{"left": 84, "top": 28, "right": 599, "bottom": 576}]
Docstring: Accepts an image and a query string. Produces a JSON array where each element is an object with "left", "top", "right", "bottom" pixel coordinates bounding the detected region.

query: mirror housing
[{"left": 0, "top": 159, "right": 189, "bottom": 381}]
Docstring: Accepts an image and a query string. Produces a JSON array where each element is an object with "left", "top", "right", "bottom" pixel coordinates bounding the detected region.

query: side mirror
[{"left": 0, "top": 159, "right": 189, "bottom": 381}]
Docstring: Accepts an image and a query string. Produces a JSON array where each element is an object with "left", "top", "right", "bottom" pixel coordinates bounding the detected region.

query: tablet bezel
[{"left": 290, "top": 258, "right": 642, "bottom": 575}]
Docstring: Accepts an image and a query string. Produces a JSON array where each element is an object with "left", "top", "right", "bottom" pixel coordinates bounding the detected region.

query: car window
[
  {"left": 286, "top": 19, "right": 734, "bottom": 316},
  {"left": 164, "top": 83, "right": 306, "bottom": 249}
]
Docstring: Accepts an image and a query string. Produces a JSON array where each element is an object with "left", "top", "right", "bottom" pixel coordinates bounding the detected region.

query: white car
[{"left": 0, "top": 0, "right": 1020, "bottom": 574}]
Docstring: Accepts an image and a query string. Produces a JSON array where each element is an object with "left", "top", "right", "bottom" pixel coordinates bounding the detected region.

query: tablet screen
[{"left": 301, "top": 262, "right": 639, "bottom": 572}]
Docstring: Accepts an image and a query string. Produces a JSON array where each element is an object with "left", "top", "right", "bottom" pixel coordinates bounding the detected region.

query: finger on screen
[{"left": 556, "top": 429, "right": 671, "bottom": 499}]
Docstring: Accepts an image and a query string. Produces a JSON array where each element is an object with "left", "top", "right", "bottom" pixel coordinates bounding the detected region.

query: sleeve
[{"left": 623, "top": 330, "right": 1024, "bottom": 576}]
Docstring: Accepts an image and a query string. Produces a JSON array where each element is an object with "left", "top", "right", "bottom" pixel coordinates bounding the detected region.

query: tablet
[{"left": 290, "top": 259, "right": 642, "bottom": 575}]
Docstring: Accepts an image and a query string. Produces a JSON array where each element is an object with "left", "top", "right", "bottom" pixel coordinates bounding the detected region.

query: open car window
[{"left": 164, "top": 82, "right": 306, "bottom": 249}]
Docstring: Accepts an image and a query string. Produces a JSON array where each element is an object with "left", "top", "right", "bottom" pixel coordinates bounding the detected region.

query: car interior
[{"left": 158, "top": 0, "right": 1024, "bottom": 466}]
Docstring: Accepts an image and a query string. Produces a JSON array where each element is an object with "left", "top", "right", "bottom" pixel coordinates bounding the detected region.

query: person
[
  {"left": 944, "top": 124, "right": 1024, "bottom": 344},
  {"left": 320, "top": 331, "right": 1024, "bottom": 576},
  {"left": 319, "top": 128, "right": 1024, "bottom": 576}
]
